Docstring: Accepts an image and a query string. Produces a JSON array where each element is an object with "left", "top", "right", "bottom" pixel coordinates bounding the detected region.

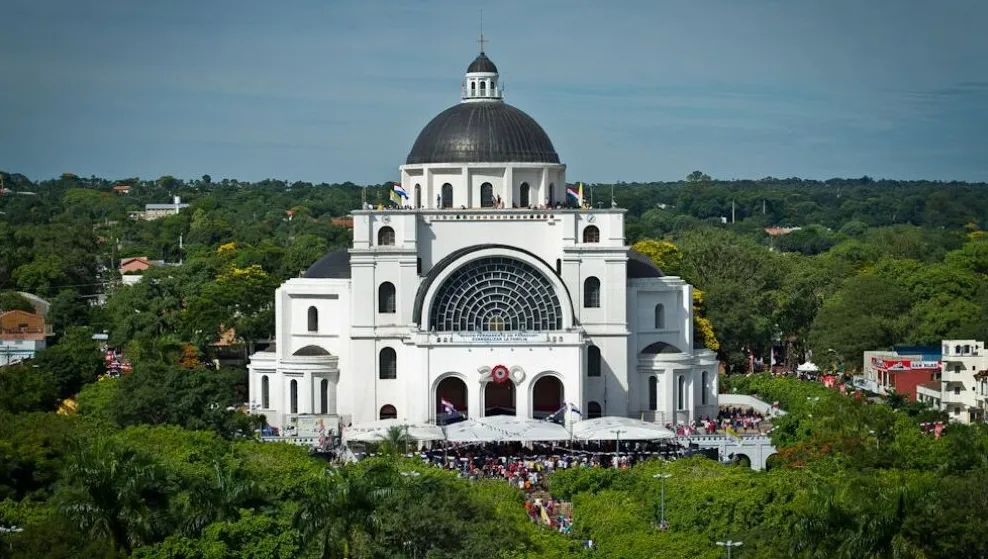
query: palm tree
[
  {"left": 182, "top": 461, "right": 260, "bottom": 536},
  {"left": 58, "top": 437, "right": 168, "bottom": 556},
  {"left": 296, "top": 464, "right": 396, "bottom": 559},
  {"left": 376, "top": 425, "right": 414, "bottom": 457}
]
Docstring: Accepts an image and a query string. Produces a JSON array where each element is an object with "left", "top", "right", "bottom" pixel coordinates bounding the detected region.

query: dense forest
[{"left": 2, "top": 170, "right": 988, "bottom": 557}]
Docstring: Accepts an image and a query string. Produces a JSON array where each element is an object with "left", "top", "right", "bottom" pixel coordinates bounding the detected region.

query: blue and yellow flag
[{"left": 389, "top": 191, "right": 403, "bottom": 205}]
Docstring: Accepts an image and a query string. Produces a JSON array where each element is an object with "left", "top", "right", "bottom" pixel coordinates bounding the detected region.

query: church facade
[{"left": 247, "top": 49, "right": 719, "bottom": 435}]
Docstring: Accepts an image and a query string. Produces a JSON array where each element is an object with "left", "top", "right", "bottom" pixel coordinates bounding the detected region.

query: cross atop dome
[{"left": 463, "top": 37, "right": 502, "bottom": 101}]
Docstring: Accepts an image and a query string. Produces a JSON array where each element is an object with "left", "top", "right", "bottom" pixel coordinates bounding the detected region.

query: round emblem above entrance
[{"left": 491, "top": 364, "right": 510, "bottom": 384}]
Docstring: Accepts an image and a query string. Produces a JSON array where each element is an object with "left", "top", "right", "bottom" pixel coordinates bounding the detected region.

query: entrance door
[
  {"left": 484, "top": 381, "right": 516, "bottom": 416},
  {"left": 532, "top": 376, "right": 564, "bottom": 423}
]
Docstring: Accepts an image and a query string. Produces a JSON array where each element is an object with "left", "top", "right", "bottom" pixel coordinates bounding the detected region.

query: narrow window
[
  {"left": 583, "top": 225, "right": 600, "bottom": 243},
  {"left": 377, "top": 226, "right": 395, "bottom": 246},
  {"left": 416, "top": 257, "right": 423, "bottom": 275},
  {"left": 555, "top": 258, "right": 561, "bottom": 274},
  {"left": 290, "top": 379, "right": 298, "bottom": 414},
  {"left": 320, "top": 378, "right": 329, "bottom": 414},
  {"left": 307, "top": 306, "right": 318, "bottom": 332},
  {"left": 379, "top": 347, "right": 397, "bottom": 379},
  {"left": 677, "top": 376, "right": 686, "bottom": 410},
  {"left": 548, "top": 183, "right": 556, "bottom": 205},
  {"left": 701, "top": 371, "right": 708, "bottom": 405},
  {"left": 414, "top": 184, "right": 421, "bottom": 208},
  {"left": 479, "top": 81, "right": 486, "bottom": 95},
  {"left": 380, "top": 405, "right": 398, "bottom": 419},
  {"left": 379, "top": 282, "right": 396, "bottom": 313},
  {"left": 587, "top": 345, "right": 601, "bottom": 377},
  {"left": 583, "top": 277, "right": 601, "bottom": 308},
  {"left": 654, "top": 304, "right": 665, "bottom": 329},
  {"left": 261, "top": 375, "right": 269, "bottom": 408},
  {"left": 441, "top": 183, "right": 453, "bottom": 208},
  {"left": 480, "top": 182, "right": 494, "bottom": 208},
  {"left": 588, "top": 401, "right": 602, "bottom": 419},
  {"left": 519, "top": 182, "right": 530, "bottom": 207}
]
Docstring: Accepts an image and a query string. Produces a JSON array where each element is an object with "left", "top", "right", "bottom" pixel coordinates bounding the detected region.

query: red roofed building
[{"left": 871, "top": 357, "right": 941, "bottom": 401}]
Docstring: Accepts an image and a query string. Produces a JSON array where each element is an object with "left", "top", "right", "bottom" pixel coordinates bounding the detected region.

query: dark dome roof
[
  {"left": 406, "top": 102, "right": 560, "bottom": 165},
  {"left": 303, "top": 250, "right": 351, "bottom": 279},
  {"left": 627, "top": 249, "right": 665, "bottom": 279},
  {"left": 467, "top": 52, "right": 498, "bottom": 73}
]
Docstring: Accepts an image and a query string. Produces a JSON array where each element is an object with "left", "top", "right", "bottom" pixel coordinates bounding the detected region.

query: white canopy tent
[
  {"left": 343, "top": 418, "right": 446, "bottom": 443},
  {"left": 797, "top": 361, "right": 820, "bottom": 373},
  {"left": 571, "top": 416, "right": 676, "bottom": 441},
  {"left": 444, "top": 416, "right": 571, "bottom": 443}
]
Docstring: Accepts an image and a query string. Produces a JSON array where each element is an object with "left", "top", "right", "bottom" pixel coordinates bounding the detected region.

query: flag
[
  {"left": 566, "top": 185, "right": 580, "bottom": 201},
  {"left": 540, "top": 505, "right": 552, "bottom": 526},
  {"left": 568, "top": 403, "right": 583, "bottom": 417},
  {"left": 725, "top": 426, "right": 742, "bottom": 443},
  {"left": 578, "top": 182, "right": 585, "bottom": 207},
  {"left": 389, "top": 191, "right": 402, "bottom": 205},
  {"left": 542, "top": 404, "right": 567, "bottom": 422},
  {"left": 440, "top": 398, "right": 457, "bottom": 415},
  {"left": 393, "top": 182, "right": 408, "bottom": 200}
]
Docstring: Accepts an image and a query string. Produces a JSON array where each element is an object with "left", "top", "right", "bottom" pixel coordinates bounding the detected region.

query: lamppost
[
  {"left": 716, "top": 540, "right": 743, "bottom": 559},
  {"left": 653, "top": 473, "right": 672, "bottom": 530}
]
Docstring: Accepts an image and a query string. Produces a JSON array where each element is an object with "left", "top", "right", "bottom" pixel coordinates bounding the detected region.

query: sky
[{"left": 2, "top": 0, "right": 987, "bottom": 184}]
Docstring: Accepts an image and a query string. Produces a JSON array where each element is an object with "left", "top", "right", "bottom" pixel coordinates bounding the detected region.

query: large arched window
[
  {"left": 648, "top": 376, "right": 658, "bottom": 411},
  {"left": 377, "top": 226, "right": 395, "bottom": 246},
  {"left": 441, "top": 183, "right": 453, "bottom": 208},
  {"left": 378, "top": 282, "right": 396, "bottom": 314},
  {"left": 379, "top": 347, "right": 397, "bottom": 379},
  {"left": 379, "top": 405, "right": 397, "bottom": 420},
  {"left": 519, "top": 182, "right": 530, "bottom": 207},
  {"left": 701, "top": 371, "right": 709, "bottom": 406},
  {"left": 587, "top": 345, "right": 601, "bottom": 377},
  {"left": 307, "top": 306, "right": 318, "bottom": 332},
  {"left": 583, "top": 226, "right": 600, "bottom": 243},
  {"left": 290, "top": 379, "right": 298, "bottom": 414},
  {"left": 654, "top": 304, "right": 665, "bottom": 329},
  {"left": 480, "top": 182, "right": 494, "bottom": 208},
  {"left": 583, "top": 277, "right": 601, "bottom": 308},
  {"left": 587, "top": 401, "right": 602, "bottom": 419},
  {"left": 677, "top": 376, "right": 686, "bottom": 410},
  {"left": 320, "top": 378, "right": 329, "bottom": 414},
  {"left": 429, "top": 256, "right": 563, "bottom": 332},
  {"left": 261, "top": 375, "right": 269, "bottom": 408},
  {"left": 548, "top": 183, "right": 556, "bottom": 205},
  {"left": 414, "top": 184, "right": 421, "bottom": 208}
]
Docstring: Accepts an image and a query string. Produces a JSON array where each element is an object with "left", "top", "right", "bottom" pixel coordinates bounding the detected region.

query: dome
[
  {"left": 405, "top": 102, "right": 560, "bottom": 165},
  {"left": 627, "top": 249, "right": 665, "bottom": 279},
  {"left": 303, "top": 250, "right": 351, "bottom": 279},
  {"left": 467, "top": 52, "right": 498, "bottom": 73}
]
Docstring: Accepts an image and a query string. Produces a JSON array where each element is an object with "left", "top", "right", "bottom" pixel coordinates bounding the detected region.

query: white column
[
  {"left": 503, "top": 166, "right": 513, "bottom": 207},
  {"left": 468, "top": 377, "right": 482, "bottom": 419}
]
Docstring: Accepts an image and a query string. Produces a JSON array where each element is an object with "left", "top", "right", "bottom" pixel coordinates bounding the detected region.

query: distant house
[
  {"left": 119, "top": 256, "right": 165, "bottom": 285},
  {"left": 331, "top": 216, "right": 354, "bottom": 229},
  {"left": 112, "top": 185, "right": 131, "bottom": 194},
  {"left": 0, "top": 310, "right": 52, "bottom": 366},
  {"left": 130, "top": 196, "right": 190, "bottom": 220}
]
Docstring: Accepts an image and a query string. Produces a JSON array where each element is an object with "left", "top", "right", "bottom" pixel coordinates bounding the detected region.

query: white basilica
[{"left": 247, "top": 48, "right": 719, "bottom": 436}]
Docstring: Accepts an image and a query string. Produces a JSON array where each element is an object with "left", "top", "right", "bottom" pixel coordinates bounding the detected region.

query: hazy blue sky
[{"left": 2, "top": 0, "right": 986, "bottom": 184}]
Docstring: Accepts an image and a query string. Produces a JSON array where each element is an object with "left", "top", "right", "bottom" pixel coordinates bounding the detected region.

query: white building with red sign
[{"left": 247, "top": 48, "right": 718, "bottom": 435}]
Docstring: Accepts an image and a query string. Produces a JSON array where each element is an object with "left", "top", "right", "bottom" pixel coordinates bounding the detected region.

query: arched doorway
[
  {"left": 531, "top": 375, "right": 564, "bottom": 422},
  {"left": 484, "top": 381, "right": 516, "bottom": 416},
  {"left": 435, "top": 376, "right": 468, "bottom": 424}
]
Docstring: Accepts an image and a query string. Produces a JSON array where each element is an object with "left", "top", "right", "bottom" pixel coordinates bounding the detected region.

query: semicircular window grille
[{"left": 429, "top": 256, "right": 563, "bottom": 332}]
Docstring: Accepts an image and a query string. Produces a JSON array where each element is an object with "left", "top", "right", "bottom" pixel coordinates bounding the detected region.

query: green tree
[{"left": 58, "top": 437, "right": 170, "bottom": 556}]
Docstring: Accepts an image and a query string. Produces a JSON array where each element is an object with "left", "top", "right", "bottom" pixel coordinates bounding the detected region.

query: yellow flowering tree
[{"left": 631, "top": 239, "right": 682, "bottom": 277}]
